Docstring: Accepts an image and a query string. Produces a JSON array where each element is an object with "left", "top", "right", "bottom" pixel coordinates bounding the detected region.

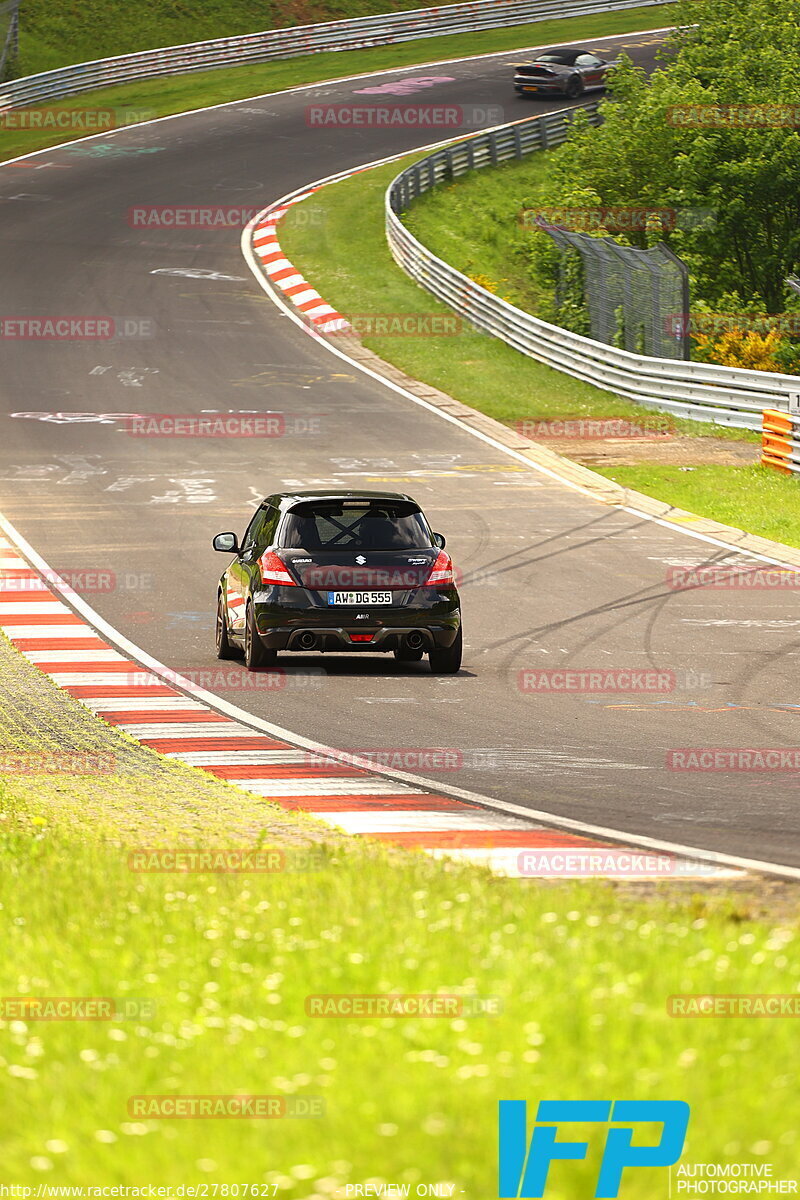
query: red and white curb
[
  {"left": 251, "top": 191, "right": 351, "bottom": 334},
  {"left": 0, "top": 534, "right": 740, "bottom": 880}
]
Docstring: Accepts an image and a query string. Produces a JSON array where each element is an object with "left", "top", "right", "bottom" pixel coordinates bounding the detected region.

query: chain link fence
[
  {"left": 0, "top": 0, "right": 19, "bottom": 81},
  {"left": 386, "top": 106, "right": 800, "bottom": 428},
  {"left": 536, "top": 220, "right": 690, "bottom": 360}
]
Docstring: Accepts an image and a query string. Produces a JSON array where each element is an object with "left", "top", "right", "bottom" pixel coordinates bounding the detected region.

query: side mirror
[
  {"left": 433, "top": 532, "right": 446, "bottom": 549},
  {"left": 212, "top": 532, "right": 239, "bottom": 554}
]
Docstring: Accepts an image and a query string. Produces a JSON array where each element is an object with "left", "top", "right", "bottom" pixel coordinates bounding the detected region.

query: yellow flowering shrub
[{"left": 693, "top": 328, "right": 782, "bottom": 372}]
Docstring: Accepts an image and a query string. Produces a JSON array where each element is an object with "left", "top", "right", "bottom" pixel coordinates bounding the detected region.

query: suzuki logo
[
  {"left": 498, "top": 1100, "right": 689, "bottom": 1198},
  {"left": 355, "top": 555, "right": 367, "bottom": 565}
]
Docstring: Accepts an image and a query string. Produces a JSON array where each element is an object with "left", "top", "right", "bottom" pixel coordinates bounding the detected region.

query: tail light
[
  {"left": 424, "top": 550, "right": 455, "bottom": 588},
  {"left": 258, "top": 551, "right": 298, "bottom": 587}
]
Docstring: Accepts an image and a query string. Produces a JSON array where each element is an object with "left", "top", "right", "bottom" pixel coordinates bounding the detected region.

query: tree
[{"left": 538, "top": 0, "right": 800, "bottom": 314}]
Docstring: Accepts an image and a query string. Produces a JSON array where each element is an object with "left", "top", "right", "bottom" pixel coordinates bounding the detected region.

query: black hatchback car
[
  {"left": 213, "top": 490, "right": 462, "bottom": 673},
  {"left": 513, "top": 46, "right": 620, "bottom": 98}
]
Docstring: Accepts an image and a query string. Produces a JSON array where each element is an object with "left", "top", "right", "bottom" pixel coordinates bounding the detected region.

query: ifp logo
[{"left": 498, "top": 1100, "right": 689, "bottom": 1198}]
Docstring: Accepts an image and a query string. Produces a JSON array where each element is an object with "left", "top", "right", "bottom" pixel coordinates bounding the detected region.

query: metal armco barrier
[
  {"left": 386, "top": 106, "right": 800, "bottom": 430},
  {"left": 762, "top": 409, "right": 800, "bottom": 475},
  {"left": 0, "top": 0, "right": 19, "bottom": 81},
  {"left": 0, "top": 0, "right": 674, "bottom": 110}
]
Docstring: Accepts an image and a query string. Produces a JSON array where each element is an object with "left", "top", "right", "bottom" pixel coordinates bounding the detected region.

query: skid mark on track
[{"left": 0, "top": 530, "right": 737, "bottom": 881}]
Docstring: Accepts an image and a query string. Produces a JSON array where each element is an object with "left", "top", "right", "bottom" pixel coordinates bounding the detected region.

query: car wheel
[
  {"left": 565, "top": 75, "right": 584, "bottom": 99},
  {"left": 244, "top": 602, "right": 277, "bottom": 670},
  {"left": 215, "top": 593, "right": 240, "bottom": 660},
  {"left": 428, "top": 627, "right": 462, "bottom": 675},
  {"left": 394, "top": 646, "right": 424, "bottom": 663}
]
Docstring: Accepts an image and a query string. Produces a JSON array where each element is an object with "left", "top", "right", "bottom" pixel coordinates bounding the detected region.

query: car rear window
[
  {"left": 536, "top": 52, "right": 574, "bottom": 64},
  {"left": 280, "top": 501, "right": 432, "bottom": 550}
]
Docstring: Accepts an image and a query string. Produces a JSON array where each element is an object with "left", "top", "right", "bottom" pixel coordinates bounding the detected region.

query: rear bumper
[
  {"left": 256, "top": 625, "right": 459, "bottom": 652},
  {"left": 251, "top": 588, "right": 460, "bottom": 652},
  {"left": 514, "top": 78, "right": 565, "bottom": 94}
]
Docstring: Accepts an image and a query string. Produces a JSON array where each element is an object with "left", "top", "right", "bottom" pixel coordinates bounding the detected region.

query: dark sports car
[
  {"left": 513, "top": 46, "right": 620, "bottom": 99},
  {"left": 213, "top": 489, "right": 462, "bottom": 674}
]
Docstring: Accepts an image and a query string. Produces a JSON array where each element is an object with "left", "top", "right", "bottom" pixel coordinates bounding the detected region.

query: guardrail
[
  {"left": 386, "top": 106, "right": 800, "bottom": 430},
  {"left": 0, "top": 0, "right": 19, "bottom": 82},
  {"left": 0, "top": 0, "right": 674, "bottom": 110},
  {"left": 762, "top": 409, "right": 800, "bottom": 474}
]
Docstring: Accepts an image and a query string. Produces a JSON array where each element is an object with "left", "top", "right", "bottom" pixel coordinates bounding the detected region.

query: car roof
[
  {"left": 532, "top": 47, "right": 587, "bottom": 64},
  {"left": 260, "top": 489, "right": 420, "bottom": 510}
]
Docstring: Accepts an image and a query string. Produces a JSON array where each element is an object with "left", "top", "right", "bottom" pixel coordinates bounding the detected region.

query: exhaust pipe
[
  {"left": 406, "top": 631, "right": 424, "bottom": 651},
  {"left": 298, "top": 631, "right": 317, "bottom": 650}
]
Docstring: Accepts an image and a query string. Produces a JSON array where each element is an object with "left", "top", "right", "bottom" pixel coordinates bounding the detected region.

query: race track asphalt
[{"left": 4, "top": 30, "right": 798, "bottom": 867}]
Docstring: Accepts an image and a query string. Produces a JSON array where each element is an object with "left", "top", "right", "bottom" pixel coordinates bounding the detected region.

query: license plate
[
  {"left": 524, "top": 86, "right": 538, "bottom": 92},
  {"left": 327, "top": 591, "right": 392, "bottom": 605}
]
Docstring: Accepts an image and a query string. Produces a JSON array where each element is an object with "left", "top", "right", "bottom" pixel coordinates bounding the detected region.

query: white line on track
[
  {"left": 3, "top": 26, "right": 800, "bottom": 879},
  {"left": 0, "top": 26, "right": 675, "bottom": 171}
]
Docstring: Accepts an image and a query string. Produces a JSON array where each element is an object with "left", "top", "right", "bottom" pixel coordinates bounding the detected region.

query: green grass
[
  {"left": 0, "top": 6, "right": 676, "bottom": 163},
  {"left": 4, "top": 792, "right": 800, "bottom": 1186},
  {"left": 279, "top": 156, "right": 753, "bottom": 441},
  {"left": 403, "top": 153, "right": 552, "bottom": 314},
  {"left": 12, "top": 0, "right": 441, "bottom": 76},
  {"left": 11, "top": 1, "right": 676, "bottom": 76},
  {"left": 2, "top": 574, "right": 800, "bottom": 1182},
  {"left": 596, "top": 463, "right": 800, "bottom": 549}
]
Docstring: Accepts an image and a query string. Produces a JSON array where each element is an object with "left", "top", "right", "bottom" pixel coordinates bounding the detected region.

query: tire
[
  {"left": 428, "top": 627, "right": 462, "bottom": 675},
  {"left": 394, "top": 646, "right": 424, "bottom": 663},
  {"left": 565, "top": 75, "right": 584, "bottom": 99},
  {"left": 244, "top": 602, "right": 277, "bottom": 670},
  {"left": 215, "top": 593, "right": 240, "bottom": 660}
]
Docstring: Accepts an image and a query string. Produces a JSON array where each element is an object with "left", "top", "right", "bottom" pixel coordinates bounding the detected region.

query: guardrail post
[
  {"left": 0, "top": 1, "right": 684, "bottom": 109},
  {"left": 384, "top": 96, "right": 800, "bottom": 428}
]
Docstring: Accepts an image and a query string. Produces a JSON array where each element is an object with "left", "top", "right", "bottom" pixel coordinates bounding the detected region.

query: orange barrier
[{"left": 762, "top": 409, "right": 796, "bottom": 474}]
